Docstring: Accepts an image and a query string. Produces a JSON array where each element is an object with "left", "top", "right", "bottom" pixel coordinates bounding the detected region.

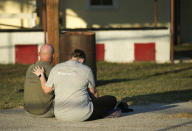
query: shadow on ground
[
  {"left": 157, "top": 120, "right": 192, "bottom": 131},
  {"left": 121, "top": 89, "right": 192, "bottom": 104},
  {"left": 119, "top": 89, "right": 192, "bottom": 117},
  {"left": 96, "top": 66, "right": 192, "bottom": 87},
  {"left": 96, "top": 66, "right": 192, "bottom": 117}
]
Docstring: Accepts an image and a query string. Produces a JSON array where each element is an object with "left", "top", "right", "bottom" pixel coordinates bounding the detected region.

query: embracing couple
[{"left": 24, "top": 44, "right": 132, "bottom": 122}]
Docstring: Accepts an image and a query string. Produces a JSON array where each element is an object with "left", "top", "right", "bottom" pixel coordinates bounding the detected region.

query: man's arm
[
  {"left": 33, "top": 66, "right": 53, "bottom": 94},
  {"left": 88, "top": 87, "right": 98, "bottom": 100},
  {"left": 87, "top": 69, "right": 98, "bottom": 99}
]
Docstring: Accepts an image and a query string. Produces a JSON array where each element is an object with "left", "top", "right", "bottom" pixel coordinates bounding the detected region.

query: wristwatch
[{"left": 38, "top": 74, "right": 42, "bottom": 78}]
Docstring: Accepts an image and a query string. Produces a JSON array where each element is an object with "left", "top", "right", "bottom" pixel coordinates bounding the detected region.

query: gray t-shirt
[{"left": 45, "top": 60, "right": 95, "bottom": 121}]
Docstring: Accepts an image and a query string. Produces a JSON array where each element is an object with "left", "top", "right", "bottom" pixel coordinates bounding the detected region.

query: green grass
[
  {"left": 96, "top": 62, "right": 192, "bottom": 105},
  {"left": 0, "top": 62, "right": 192, "bottom": 109},
  {"left": 0, "top": 64, "right": 28, "bottom": 109}
]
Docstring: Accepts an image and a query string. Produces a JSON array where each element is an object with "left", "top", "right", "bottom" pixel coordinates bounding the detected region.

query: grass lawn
[
  {"left": 97, "top": 62, "right": 192, "bottom": 105},
  {"left": 0, "top": 64, "right": 28, "bottom": 109},
  {"left": 0, "top": 61, "right": 192, "bottom": 109}
]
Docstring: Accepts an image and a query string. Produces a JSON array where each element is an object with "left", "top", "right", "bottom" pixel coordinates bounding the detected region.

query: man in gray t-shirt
[
  {"left": 33, "top": 49, "right": 118, "bottom": 121},
  {"left": 45, "top": 58, "right": 96, "bottom": 121}
]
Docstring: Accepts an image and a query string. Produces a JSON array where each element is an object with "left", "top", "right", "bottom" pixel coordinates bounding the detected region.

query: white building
[{"left": 0, "top": 0, "right": 191, "bottom": 64}]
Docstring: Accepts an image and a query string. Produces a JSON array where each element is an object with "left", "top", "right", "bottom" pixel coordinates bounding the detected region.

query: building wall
[
  {"left": 96, "top": 29, "right": 170, "bottom": 63},
  {"left": 0, "top": 32, "right": 44, "bottom": 63},
  {"left": 0, "top": 0, "right": 171, "bottom": 64},
  {"left": 180, "top": 0, "right": 192, "bottom": 43},
  {"left": 0, "top": 0, "right": 36, "bottom": 29},
  {"left": 0, "top": 30, "right": 170, "bottom": 64},
  {"left": 60, "top": 0, "right": 170, "bottom": 29}
]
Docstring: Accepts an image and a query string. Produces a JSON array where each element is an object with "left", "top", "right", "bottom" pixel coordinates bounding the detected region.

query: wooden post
[
  {"left": 46, "top": 0, "right": 59, "bottom": 64},
  {"left": 42, "top": 0, "right": 47, "bottom": 44},
  {"left": 154, "top": 0, "right": 158, "bottom": 27},
  {"left": 170, "top": 0, "right": 174, "bottom": 63},
  {"left": 175, "top": 0, "right": 181, "bottom": 45}
]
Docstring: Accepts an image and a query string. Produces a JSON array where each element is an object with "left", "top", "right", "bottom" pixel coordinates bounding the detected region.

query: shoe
[{"left": 117, "top": 102, "right": 134, "bottom": 113}]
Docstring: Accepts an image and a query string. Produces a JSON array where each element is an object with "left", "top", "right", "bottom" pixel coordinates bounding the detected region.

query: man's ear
[
  {"left": 51, "top": 54, "right": 55, "bottom": 63},
  {"left": 52, "top": 54, "right": 55, "bottom": 59}
]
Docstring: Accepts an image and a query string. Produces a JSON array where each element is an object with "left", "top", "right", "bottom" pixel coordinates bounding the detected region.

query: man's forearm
[
  {"left": 39, "top": 74, "right": 53, "bottom": 94},
  {"left": 32, "top": 66, "right": 53, "bottom": 94},
  {"left": 93, "top": 91, "right": 98, "bottom": 98},
  {"left": 88, "top": 88, "right": 99, "bottom": 99}
]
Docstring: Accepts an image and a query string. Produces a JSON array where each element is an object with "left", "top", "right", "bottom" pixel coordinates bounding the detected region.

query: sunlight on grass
[
  {"left": 97, "top": 62, "right": 192, "bottom": 105},
  {"left": 0, "top": 64, "right": 28, "bottom": 109},
  {"left": 0, "top": 62, "right": 192, "bottom": 109}
]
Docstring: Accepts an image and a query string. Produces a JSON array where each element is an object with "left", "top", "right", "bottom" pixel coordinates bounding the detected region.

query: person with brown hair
[{"left": 33, "top": 49, "right": 132, "bottom": 121}]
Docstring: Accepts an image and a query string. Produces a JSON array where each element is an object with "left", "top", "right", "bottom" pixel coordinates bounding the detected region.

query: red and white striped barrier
[{"left": 0, "top": 29, "right": 170, "bottom": 64}]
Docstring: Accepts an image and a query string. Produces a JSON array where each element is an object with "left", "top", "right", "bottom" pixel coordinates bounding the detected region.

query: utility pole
[
  {"left": 46, "top": 0, "right": 60, "bottom": 64},
  {"left": 170, "top": 0, "right": 174, "bottom": 63},
  {"left": 154, "top": 0, "right": 158, "bottom": 27},
  {"left": 42, "top": 0, "right": 47, "bottom": 44}
]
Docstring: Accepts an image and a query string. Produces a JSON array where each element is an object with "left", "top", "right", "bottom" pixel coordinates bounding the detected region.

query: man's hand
[
  {"left": 33, "top": 66, "right": 44, "bottom": 77},
  {"left": 32, "top": 66, "right": 53, "bottom": 94}
]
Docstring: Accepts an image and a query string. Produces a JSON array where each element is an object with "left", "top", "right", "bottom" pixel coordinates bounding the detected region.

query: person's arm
[
  {"left": 88, "top": 87, "right": 98, "bottom": 100},
  {"left": 33, "top": 66, "right": 53, "bottom": 94},
  {"left": 87, "top": 70, "right": 98, "bottom": 99}
]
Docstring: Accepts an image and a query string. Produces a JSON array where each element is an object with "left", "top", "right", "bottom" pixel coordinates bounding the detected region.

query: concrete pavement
[{"left": 0, "top": 102, "right": 192, "bottom": 131}]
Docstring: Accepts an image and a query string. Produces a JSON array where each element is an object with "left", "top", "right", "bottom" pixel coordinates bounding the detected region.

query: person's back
[
  {"left": 32, "top": 49, "right": 122, "bottom": 121},
  {"left": 24, "top": 44, "right": 55, "bottom": 117},
  {"left": 24, "top": 61, "right": 54, "bottom": 115},
  {"left": 47, "top": 60, "right": 94, "bottom": 121}
]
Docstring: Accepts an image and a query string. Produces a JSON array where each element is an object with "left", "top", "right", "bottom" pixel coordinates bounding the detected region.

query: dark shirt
[{"left": 24, "top": 61, "right": 54, "bottom": 115}]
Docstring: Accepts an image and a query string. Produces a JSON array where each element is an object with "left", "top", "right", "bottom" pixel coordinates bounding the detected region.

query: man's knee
[
  {"left": 101, "top": 95, "right": 117, "bottom": 107},
  {"left": 105, "top": 95, "right": 117, "bottom": 103}
]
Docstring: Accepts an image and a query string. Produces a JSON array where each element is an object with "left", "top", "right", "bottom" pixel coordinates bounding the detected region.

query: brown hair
[{"left": 71, "top": 49, "right": 86, "bottom": 59}]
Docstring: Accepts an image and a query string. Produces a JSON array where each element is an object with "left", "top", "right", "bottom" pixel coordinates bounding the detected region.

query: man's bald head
[{"left": 39, "top": 44, "right": 54, "bottom": 63}]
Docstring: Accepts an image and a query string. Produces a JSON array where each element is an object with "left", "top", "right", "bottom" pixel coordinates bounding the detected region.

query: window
[
  {"left": 91, "top": 0, "right": 113, "bottom": 6},
  {"left": 87, "top": 0, "right": 118, "bottom": 9}
]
